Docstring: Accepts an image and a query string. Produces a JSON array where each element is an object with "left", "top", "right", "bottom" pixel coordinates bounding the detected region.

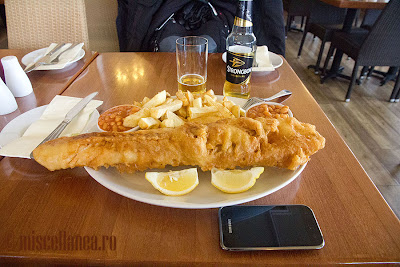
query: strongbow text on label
[{"left": 226, "top": 51, "right": 254, "bottom": 84}]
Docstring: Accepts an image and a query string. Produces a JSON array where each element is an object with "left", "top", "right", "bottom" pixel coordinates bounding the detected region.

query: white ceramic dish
[
  {"left": 85, "top": 163, "right": 305, "bottom": 209},
  {"left": 0, "top": 105, "right": 99, "bottom": 148},
  {"left": 84, "top": 96, "right": 304, "bottom": 209},
  {"left": 1, "top": 98, "right": 303, "bottom": 209},
  {"left": 0, "top": 106, "right": 47, "bottom": 148},
  {"left": 21, "top": 47, "right": 85, "bottom": 70},
  {"left": 222, "top": 51, "right": 283, "bottom": 71}
]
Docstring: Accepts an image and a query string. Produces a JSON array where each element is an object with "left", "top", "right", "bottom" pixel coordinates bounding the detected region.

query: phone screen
[{"left": 219, "top": 205, "right": 324, "bottom": 250}]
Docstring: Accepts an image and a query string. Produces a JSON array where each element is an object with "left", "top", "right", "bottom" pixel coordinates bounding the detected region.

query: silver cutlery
[
  {"left": 24, "top": 43, "right": 66, "bottom": 73},
  {"left": 242, "top": 90, "right": 292, "bottom": 110},
  {"left": 30, "top": 92, "right": 98, "bottom": 159},
  {"left": 44, "top": 43, "right": 80, "bottom": 65}
]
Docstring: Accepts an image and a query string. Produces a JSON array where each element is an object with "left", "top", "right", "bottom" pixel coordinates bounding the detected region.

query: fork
[
  {"left": 242, "top": 90, "right": 292, "bottom": 110},
  {"left": 44, "top": 43, "right": 80, "bottom": 65}
]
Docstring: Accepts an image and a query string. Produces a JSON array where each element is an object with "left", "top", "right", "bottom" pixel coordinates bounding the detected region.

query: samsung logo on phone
[{"left": 227, "top": 219, "right": 233, "bottom": 233}]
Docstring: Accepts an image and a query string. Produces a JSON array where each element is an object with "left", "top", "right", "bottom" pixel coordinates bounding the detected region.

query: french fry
[
  {"left": 186, "top": 91, "right": 194, "bottom": 106},
  {"left": 203, "top": 95, "right": 233, "bottom": 118},
  {"left": 160, "top": 113, "right": 168, "bottom": 121},
  {"left": 138, "top": 117, "right": 160, "bottom": 129},
  {"left": 141, "top": 96, "right": 150, "bottom": 105},
  {"left": 205, "top": 89, "right": 215, "bottom": 97},
  {"left": 240, "top": 108, "right": 246, "bottom": 117},
  {"left": 125, "top": 89, "right": 245, "bottom": 130},
  {"left": 218, "top": 105, "right": 235, "bottom": 118},
  {"left": 160, "top": 119, "right": 170, "bottom": 128},
  {"left": 123, "top": 108, "right": 151, "bottom": 127},
  {"left": 150, "top": 99, "right": 183, "bottom": 119},
  {"left": 193, "top": 97, "right": 202, "bottom": 108},
  {"left": 205, "top": 89, "right": 217, "bottom": 101},
  {"left": 188, "top": 106, "right": 219, "bottom": 119},
  {"left": 222, "top": 100, "right": 235, "bottom": 111},
  {"left": 164, "top": 98, "right": 173, "bottom": 105},
  {"left": 231, "top": 105, "right": 241, "bottom": 118},
  {"left": 160, "top": 119, "right": 177, "bottom": 128},
  {"left": 176, "top": 90, "right": 189, "bottom": 106},
  {"left": 142, "top": 90, "right": 167, "bottom": 109},
  {"left": 166, "top": 110, "right": 185, "bottom": 127},
  {"left": 133, "top": 101, "right": 142, "bottom": 107},
  {"left": 203, "top": 94, "right": 217, "bottom": 106},
  {"left": 176, "top": 106, "right": 188, "bottom": 118}
]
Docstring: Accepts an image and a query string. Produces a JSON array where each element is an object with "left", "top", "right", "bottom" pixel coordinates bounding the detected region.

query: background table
[
  {"left": 0, "top": 49, "right": 98, "bottom": 132},
  {"left": 319, "top": 0, "right": 388, "bottom": 9},
  {"left": 0, "top": 52, "right": 399, "bottom": 265}
]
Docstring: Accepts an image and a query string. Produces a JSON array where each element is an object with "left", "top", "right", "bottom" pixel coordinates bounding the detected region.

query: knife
[
  {"left": 30, "top": 92, "right": 99, "bottom": 159},
  {"left": 24, "top": 43, "right": 66, "bottom": 73},
  {"left": 47, "top": 43, "right": 80, "bottom": 65}
]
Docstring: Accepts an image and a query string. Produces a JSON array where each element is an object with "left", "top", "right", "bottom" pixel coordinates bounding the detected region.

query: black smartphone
[{"left": 219, "top": 205, "right": 324, "bottom": 251}]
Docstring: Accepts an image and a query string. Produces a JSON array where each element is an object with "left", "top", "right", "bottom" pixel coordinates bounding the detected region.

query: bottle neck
[
  {"left": 232, "top": 0, "right": 253, "bottom": 34},
  {"left": 231, "top": 24, "right": 253, "bottom": 35}
]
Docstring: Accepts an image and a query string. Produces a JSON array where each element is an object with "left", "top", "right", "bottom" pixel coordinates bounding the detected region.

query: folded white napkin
[
  {"left": 34, "top": 43, "right": 84, "bottom": 70},
  {"left": 255, "top": 46, "right": 274, "bottom": 72},
  {"left": 0, "top": 95, "right": 102, "bottom": 158}
]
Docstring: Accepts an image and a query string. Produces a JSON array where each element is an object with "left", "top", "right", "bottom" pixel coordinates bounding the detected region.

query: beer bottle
[{"left": 223, "top": 0, "right": 256, "bottom": 99}]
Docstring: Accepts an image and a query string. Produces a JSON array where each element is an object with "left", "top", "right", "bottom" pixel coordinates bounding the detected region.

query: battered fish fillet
[{"left": 32, "top": 117, "right": 325, "bottom": 172}]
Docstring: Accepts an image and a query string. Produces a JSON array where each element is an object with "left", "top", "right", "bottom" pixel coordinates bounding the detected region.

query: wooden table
[
  {"left": 0, "top": 52, "right": 399, "bottom": 265},
  {"left": 0, "top": 49, "right": 98, "bottom": 132},
  {"left": 319, "top": 0, "right": 388, "bottom": 84}
]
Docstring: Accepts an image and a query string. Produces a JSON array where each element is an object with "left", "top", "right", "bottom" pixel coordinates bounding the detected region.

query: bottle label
[{"left": 226, "top": 51, "right": 254, "bottom": 84}]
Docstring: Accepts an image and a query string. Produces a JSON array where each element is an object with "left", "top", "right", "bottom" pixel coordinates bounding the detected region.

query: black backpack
[
  {"left": 117, "top": 0, "right": 285, "bottom": 56},
  {"left": 148, "top": 0, "right": 235, "bottom": 53}
]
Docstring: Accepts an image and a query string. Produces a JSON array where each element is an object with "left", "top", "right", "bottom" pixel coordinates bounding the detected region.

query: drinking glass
[{"left": 176, "top": 36, "right": 208, "bottom": 94}]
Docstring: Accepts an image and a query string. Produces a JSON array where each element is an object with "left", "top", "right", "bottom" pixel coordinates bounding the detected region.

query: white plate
[
  {"left": 0, "top": 106, "right": 47, "bottom": 148},
  {"left": 85, "top": 164, "right": 305, "bottom": 209},
  {"left": 85, "top": 96, "right": 302, "bottom": 209},
  {"left": 0, "top": 105, "right": 99, "bottom": 148},
  {"left": 222, "top": 51, "right": 283, "bottom": 71},
  {"left": 21, "top": 47, "right": 85, "bottom": 69}
]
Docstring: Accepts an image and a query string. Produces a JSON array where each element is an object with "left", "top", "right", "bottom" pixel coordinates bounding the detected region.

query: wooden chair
[
  {"left": 322, "top": 0, "right": 400, "bottom": 102},
  {"left": 4, "top": 0, "right": 119, "bottom": 52}
]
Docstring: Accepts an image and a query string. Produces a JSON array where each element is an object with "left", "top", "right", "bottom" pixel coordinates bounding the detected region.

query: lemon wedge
[
  {"left": 211, "top": 167, "right": 265, "bottom": 193},
  {"left": 145, "top": 168, "right": 199, "bottom": 196}
]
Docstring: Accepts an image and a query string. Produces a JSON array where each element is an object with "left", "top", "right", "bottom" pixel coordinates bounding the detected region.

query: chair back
[
  {"left": 5, "top": 0, "right": 89, "bottom": 50},
  {"left": 359, "top": 0, "right": 400, "bottom": 66},
  {"left": 85, "top": 0, "right": 119, "bottom": 52},
  {"left": 360, "top": 9, "right": 382, "bottom": 31},
  {"left": 5, "top": 0, "right": 119, "bottom": 52},
  {"left": 308, "top": 0, "right": 347, "bottom": 25}
]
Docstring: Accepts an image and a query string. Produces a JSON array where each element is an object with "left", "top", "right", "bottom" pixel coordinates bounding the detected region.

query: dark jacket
[{"left": 117, "top": 0, "right": 285, "bottom": 56}]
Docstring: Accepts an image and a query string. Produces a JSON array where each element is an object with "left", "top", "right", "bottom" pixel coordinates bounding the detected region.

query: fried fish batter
[{"left": 32, "top": 117, "right": 325, "bottom": 172}]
